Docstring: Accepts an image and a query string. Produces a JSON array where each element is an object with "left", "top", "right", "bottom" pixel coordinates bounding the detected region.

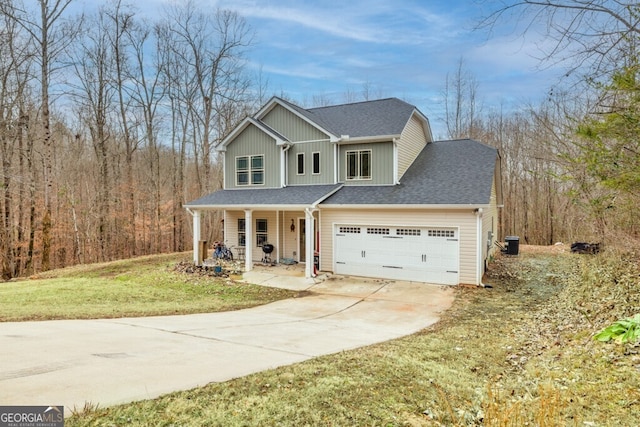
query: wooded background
[{"left": 1, "top": 0, "right": 638, "bottom": 279}]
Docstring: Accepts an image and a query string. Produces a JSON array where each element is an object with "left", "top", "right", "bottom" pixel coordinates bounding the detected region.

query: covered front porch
[{"left": 184, "top": 184, "right": 342, "bottom": 279}]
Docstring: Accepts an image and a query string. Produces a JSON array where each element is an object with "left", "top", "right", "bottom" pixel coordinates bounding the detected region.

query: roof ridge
[{"left": 307, "top": 97, "right": 409, "bottom": 112}]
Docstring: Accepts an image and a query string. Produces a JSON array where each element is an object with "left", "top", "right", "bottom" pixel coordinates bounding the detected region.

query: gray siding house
[{"left": 185, "top": 97, "right": 503, "bottom": 286}]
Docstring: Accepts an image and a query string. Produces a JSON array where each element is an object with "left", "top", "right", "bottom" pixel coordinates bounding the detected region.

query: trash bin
[{"left": 505, "top": 236, "right": 519, "bottom": 255}]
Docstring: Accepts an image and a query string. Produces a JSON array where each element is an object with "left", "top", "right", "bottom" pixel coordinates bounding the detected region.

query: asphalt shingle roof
[
  {"left": 272, "top": 97, "right": 417, "bottom": 138},
  {"left": 321, "top": 139, "right": 498, "bottom": 206},
  {"left": 185, "top": 184, "right": 342, "bottom": 208}
]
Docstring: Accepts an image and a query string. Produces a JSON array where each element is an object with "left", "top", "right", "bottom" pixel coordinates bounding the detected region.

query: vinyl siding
[
  {"left": 287, "top": 140, "right": 334, "bottom": 185},
  {"left": 398, "top": 114, "right": 429, "bottom": 179},
  {"left": 225, "top": 209, "right": 315, "bottom": 262},
  {"left": 483, "top": 178, "right": 500, "bottom": 260},
  {"left": 224, "top": 124, "right": 281, "bottom": 189},
  {"left": 338, "top": 142, "right": 394, "bottom": 185},
  {"left": 224, "top": 210, "right": 280, "bottom": 261},
  {"left": 319, "top": 208, "right": 478, "bottom": 285},
  {"left": 262, "top": 104, "right": 329, "bottom": 142}
]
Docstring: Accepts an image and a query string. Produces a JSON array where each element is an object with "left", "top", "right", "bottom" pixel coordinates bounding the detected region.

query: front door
[{"left": 298, "top": 218, "right": 306, "bottom": 262}]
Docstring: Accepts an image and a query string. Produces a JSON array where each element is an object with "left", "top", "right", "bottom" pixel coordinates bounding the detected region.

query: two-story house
[{"left": 184, "top": 97, "right": 503, "bottom": 286}]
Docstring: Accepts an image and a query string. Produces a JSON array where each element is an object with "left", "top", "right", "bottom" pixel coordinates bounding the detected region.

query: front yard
[
  {"left": 63, "top": 245, "right": 640, "bottom": 425},
  {"left": 3, "top": 247, "right": 639, "bottom": 425}
]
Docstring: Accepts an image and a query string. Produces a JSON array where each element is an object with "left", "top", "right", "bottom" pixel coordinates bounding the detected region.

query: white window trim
[
  {"left": 312, "top": 151, "right": 321, "bottom": 175},
  {"left": 345, "top": 149, "right": 372, "bottom": 181},
  {"left": 296, "top": 152, "right": 305, "bottom": 176},
  {"left": 235, "top": 154, "right": 265, "bottom": 186}
]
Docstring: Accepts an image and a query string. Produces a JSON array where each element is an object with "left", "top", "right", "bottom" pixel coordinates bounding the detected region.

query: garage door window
[
  {"left": 339, "top": 226, "right": 361, "bottom": 233},
  {"left": 367, "top": 227, "right": 389, "bottom": 235},
  {"left": 397, "top": 228, "right": 421, "bottom": 236},
  {"left": 428, "top": 229, "right": 455, "bottom": 238}
]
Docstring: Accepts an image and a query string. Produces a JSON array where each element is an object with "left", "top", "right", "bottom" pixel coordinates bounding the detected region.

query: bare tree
[
  {"left": 442, "top": 58, "right": 481, "bottom": 139},
  {"left": 480, "top": 1, "right": 640, "bottom": 78},
  {"left": 0, "top": 9, "right": 33, "bottom": 278},
  {"left": 1, "top": 0, "right": 79, "bottom": 271},
  {"left": 161, "top": 1, "right": 252, "bottom": 195},
  {"left": 69, "top": 7, "right": 120, "bottom": 261}
]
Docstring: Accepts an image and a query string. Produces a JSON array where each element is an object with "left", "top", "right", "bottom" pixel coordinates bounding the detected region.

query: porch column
[
  {"left": 304, "top": 208, "right": 315, "bottom": 278},
  {"left": 192, "top": 209, "right": 201, "bottom": 265},
  {"left": 245, "top": 209, "right": 253, "bottom": 272}
]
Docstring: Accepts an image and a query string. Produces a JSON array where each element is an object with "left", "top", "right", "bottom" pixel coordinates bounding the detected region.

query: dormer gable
[
  {"left": 256, "top": 97, "right": 339, "bottom": 142},
  {"left": 217, "top": 117, "right": 288, "bottom": 152}
]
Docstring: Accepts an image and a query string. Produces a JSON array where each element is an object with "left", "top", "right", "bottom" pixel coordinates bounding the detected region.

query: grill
[{"left": 261, "top": 243, "right": 274, "bottom": 264}]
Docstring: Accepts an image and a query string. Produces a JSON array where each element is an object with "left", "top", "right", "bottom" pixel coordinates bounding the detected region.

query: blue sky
[{"left": 74, "top": 0, "right": 568, "bottom": 138}]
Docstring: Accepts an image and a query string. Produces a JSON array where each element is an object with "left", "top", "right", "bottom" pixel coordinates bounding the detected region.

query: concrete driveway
[{"left": 0, "top": 272, "right": 454, "bottom": 413}]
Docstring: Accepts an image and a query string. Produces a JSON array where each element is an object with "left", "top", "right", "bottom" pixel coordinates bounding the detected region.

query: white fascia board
[
  {"left": 217, "top": 117, "right": 285, "bottom": 152},
  {"left": 310, "top": 184, "right": 344, "bottom": 207},
  {"left": 183, "top": 204, "right": 316, "bottom": 211},
  {"left": 257, "top": 97, "right": 338, "bottom": 141},
  {"left": 335, "top": 134, "right": 401, "bottom": 144},
  {"left": 319, "top": 204, "right": 491, "bottom": 210}
]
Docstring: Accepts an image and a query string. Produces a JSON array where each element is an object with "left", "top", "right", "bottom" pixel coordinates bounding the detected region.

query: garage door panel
[{"left": 334, "top": 225, "right": 459, "bottom": 285}]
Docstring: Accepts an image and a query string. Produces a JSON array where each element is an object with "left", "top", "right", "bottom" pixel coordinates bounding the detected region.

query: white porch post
[
  {"left": 245, "top": 209, "right": 253, "bottom": 272},
  {"left": 192, "top": 209, "right": 201, "bottom": 265},
  {"left": 304, "top": 208, "right": 315, "bottom": 278}
]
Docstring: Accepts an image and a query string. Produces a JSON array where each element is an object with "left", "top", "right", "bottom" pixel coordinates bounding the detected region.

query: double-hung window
[
  {"left": 238, "top": 219, "right": 246, "bottom": 247},
  {"left": 256, "top": 219, "right": 268, "bottom": 246},
  {"left": 346, "top": 149, "right": 371, "bottom": 180},
  {"left": 238, "top": 218, "right": 268, "bottom": 247},
  {"left": 236, "top": 155, "right": 264, "bottom": 186}
]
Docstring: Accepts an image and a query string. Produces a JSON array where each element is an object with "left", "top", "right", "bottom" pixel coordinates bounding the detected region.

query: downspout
[
  {"left": 334, "top": 142, "right": 339, "bottom": 184},
  {"left": 475, "top": 208, "right": 484, "bottom": 287},
  {"left": 281, "top": 143, "right": 292, "bottom": 187}
]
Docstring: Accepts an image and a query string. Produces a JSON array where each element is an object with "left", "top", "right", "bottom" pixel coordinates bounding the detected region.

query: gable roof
[
  {"left": 307, "top": 98, "right": 421, "bottom": 138},
  {"left": 253, "top": 96, "right": 431, "bottom": 142},
  {"left": 321, "top": 139, "right": 499, "bottom": 206},
  {"left": 218, "top": 117, "right": 288, "bottom": 151}
]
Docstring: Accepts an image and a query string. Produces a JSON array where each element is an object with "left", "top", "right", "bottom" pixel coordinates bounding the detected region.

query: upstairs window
[
  {"left": 312, "top": 152, "right": 320, "bottom": 174},
  {"left": 346, "top": 149, "right": 371, "bottom": 180},
  {"left": 297, "top": 152, "right": 305, "bottom": 175},
  {"left": 236, "top": 155, "right": 264, "bottom": 186}
]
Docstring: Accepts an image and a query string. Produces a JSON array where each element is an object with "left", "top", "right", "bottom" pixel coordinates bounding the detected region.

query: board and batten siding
[
  {"left": 262, "top": 104, "right": 329, "bottom": 142},
  {"left": 224, "top": 124, "right": 281, "bottom": 189},
  {"left": 397, "top": 114, "right": 429, "bottom": 179},
  {"left": 338, "top": 142, "right": 394, "bottom": 185},
  {"left": 288, "top": 140, "right": 334, "bottom": 185},
  {"left": 319, "top": 208, "right": 478, "bottom": 285}
]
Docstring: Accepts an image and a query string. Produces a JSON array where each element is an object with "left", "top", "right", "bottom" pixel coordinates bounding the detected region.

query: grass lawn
[
  {"left": 0, "top": 253, "right": 295, "bottom": 321},
  {"left": 65, "top": 246, "right": 640, "bottom": 426}
]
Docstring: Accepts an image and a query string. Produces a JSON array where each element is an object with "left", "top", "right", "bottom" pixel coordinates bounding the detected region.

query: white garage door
[{"left": 334, "top": 225, "right": 459, "bottom": 285}]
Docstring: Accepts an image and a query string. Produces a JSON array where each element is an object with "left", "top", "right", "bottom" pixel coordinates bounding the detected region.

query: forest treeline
[{"left": 1, "top": 0, "right": 638, "bottom": 279}]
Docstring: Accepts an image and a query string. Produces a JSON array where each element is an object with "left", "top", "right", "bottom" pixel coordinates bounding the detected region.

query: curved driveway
[{"left": 0, "top": 274, "right": 454, "bottom": 412}]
